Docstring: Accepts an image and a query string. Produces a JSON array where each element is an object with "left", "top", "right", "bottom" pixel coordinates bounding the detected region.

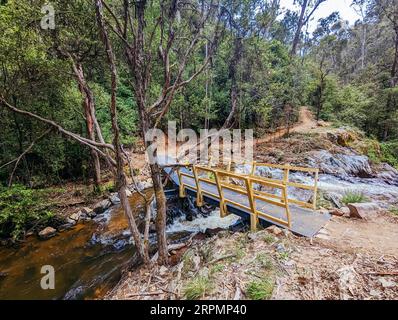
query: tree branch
[{"left": 0, "top": 96, "right": 116, "bottom": 163}]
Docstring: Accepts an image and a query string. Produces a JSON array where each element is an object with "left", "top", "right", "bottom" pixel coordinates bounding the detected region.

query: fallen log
[{"left": 151, "top": 235, "right": 195, "bottom": 263}]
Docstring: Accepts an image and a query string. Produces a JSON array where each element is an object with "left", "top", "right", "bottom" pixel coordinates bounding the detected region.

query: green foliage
[
  {"left": 183, "top": 276, "right": 213, "bottom": 300},
  {"left": 0, "top": 185, "right": 54, "bottom": 240},
  {"left": 389, "top": 207, "right": 398, "bottom": 216},
  {"left": 255, "top": 253, "right": 274, "bottom": 270},
  {"left": 246, "top": 278, "right": 274, "bottom": 300},
  {"left": 380, "top": 141, "right": 398, "bottom": 169},
  {"left": 341, "top": 190, "right": 368, "bottom": 205},
  {"left": 210, "top": 264, "right": 225, "bottom": 275},
  {"left": 263, "top": 233, "right": 275, "bottom": 244}
]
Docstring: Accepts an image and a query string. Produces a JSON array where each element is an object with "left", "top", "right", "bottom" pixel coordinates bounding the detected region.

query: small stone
[
  {"left": 267, "top": 225, "right": 283, "bottom": 236},
  {"left": 340, "top": 207, "right": 351, "bottom": 217},
  {"left": 248, "top": 231, "right": 263, "bottom": 241},
  {"left": 379, "top": 278, "right": 396, "bottom": 288},
  {"left": 282, "top": 229, "right": 291, "bottom": 237},
  {"left": 283, "top": 260, "right": 296, "bottom": 267},
  {"left": 68, "top": 211, "right": 81, "bottom": 222},
  {"left": 323, "top": 192, "right": 343, "bottom": 208},
  {"left": 57, "top": 223, "right": 74, "bottom": 232},
  {"left": 38, "top": 227, "right": 57, "bottom": 240},
  {"left": 330, "top": 209, "right": 344, "bottom": 216},
  {"left": 315, "top": 234, "right": 330, "bottom": 240},
  {"left": 81, "top": 207, "right": 93, "bottom": 215},
  {"left": 369, "top": 289, "right": 381, "bottom": 297},
  {"left": 159, "top": 266, "right": 168, "bottom": 276},
  {"left": 276, "top": 243, "right": 286, "bottom": 253},
  {"left": 193, "top": 255, "right": 201, "bottom": 271},
  {"left": 125, "top": 189, "right": 132, "bottom": 197},
  {"left": 109, "top": 193, "right": 121, "bottom": 205},
  {"left": 170, "top": 250, "right": 177, "bottom": 255},
  {"left": 318, "top": 228, "right": 329, "bottom": 235},
  {"left": 81, "top": 207, "right": 96, "bottom": 218},
  {"left": 66, "top": 218, "right": 77, "bottom": 225}
]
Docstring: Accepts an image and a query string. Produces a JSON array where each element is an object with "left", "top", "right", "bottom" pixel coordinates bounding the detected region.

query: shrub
[
  {"left": 246, "top": 278, "right": 274, "bottom": 300},
  {"left": 380, "top": 141, "right": 398, "bottom": 169},
  {"left": 341, "top": 190, "right": 368, "bottom": 205},
  {"left": 389, "top": 207, "right": 398, "bottom": 216},
  {"left": 0, "top": 185, "right": 54, "bottom": 240}
]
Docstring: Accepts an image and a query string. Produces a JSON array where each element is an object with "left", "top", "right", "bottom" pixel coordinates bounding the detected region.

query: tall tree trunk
[
  {"left": 291, "top": 0, "right": 308, "bottom": 56},
  {"left": 72, "top": 62, "right": 102, "bottom": 188},
  {"left": 223, "top": 37, "right": 242, "bottom": 129},
  {"left": 391, "top": 27, "right": 398, "bottom": 87},
  {"left": 360, "top": 24, "right": 367, "bottom": 70},
  {"left": 125, "top": 0, "right": 169, "bottom": 265},
  {"left": 95, "top": 0, "right": 149, "bottom": 264}
]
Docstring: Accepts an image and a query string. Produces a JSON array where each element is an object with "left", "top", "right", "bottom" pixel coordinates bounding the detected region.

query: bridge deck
[{"left": 164, "top": 166, "right": 331, "bottom": 238}]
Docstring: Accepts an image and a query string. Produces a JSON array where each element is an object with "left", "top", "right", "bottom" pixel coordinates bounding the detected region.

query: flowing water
[
  {"left": 0, "top": 191, "right": 238, "bottom": 300},
  {"left": 1, "top": 150, "right": 396, "bottom": 300},
  {"left": 236, "top": 150, "right": 398, "bottom": 207},
  {"left": 0, "top": 193, "right": 141, "bottom": 300}
]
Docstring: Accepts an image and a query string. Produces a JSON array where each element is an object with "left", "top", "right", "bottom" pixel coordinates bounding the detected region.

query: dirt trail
[{"left": 255, "top": 107, "right": 319, "bottom": 145}]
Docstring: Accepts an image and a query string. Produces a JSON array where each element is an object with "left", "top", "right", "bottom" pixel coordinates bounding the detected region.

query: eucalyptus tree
[
  {"left": 290, "top": 0, "right": 327, "bottom": 55},
  {"left": 95, "top": 0, "right": 226, "bottom": 264}
]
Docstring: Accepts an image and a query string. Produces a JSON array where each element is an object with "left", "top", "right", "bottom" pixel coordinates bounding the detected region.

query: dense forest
[{"left": 0, "top": 0, "right": 398, "bottom": 266}]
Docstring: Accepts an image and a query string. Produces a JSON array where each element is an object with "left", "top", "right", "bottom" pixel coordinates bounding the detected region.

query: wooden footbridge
[{"left": 162, "top": 158, "right": 331, "bottom": 237}]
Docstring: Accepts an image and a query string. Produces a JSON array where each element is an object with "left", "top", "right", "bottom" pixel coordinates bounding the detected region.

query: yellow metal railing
[
  {"left": 177, "top": 164, "right": 292, "bottom": 231},
  {"left": 250, "top": 162, "right": 319, "bottom": 210},
  {"left": 217, "top": 158, "right": 319, "bottom": 210}
]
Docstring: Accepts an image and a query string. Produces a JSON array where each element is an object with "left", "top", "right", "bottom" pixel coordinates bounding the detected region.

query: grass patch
[
  {"left": 246, "top": 278, "right": 274, "bottom": 300},
  {"left": 278, "top": 251, "right": 290, "bottom": 261},
  {"left": 183, "top": 276, "right": 213, "bottom": 300},
  {"left": 255, "top": 253, "right": 274, "bottom": 270},
  {"left": 389, "top": 207, "right": 398, "bottom": 216},
  {"left": 210, "top": 264, "right": 225, "bottom": 275},
  {"left": 341, "top": 190, "right": 368, "bottom": 204},
  {"left": 263, "top": 234, "right": 275, "bottom": 244},
  {"left": 182, "top": 249, "right": 195, "bottom": 273}
]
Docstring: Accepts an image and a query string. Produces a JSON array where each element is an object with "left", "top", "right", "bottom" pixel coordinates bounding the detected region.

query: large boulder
[
  {"left": 323, "top": 192, "right": 343, "bottom": 208},
  {"left": 38, "top": 227, "right": 57, "bottom": 240},
  {"left": 93, "top": 199, "right": 112, "bottom": 214},
  {"left": 348, "top": 203, "right": 380, "bottom": 219},
  {"left": 376, "top": 163, "right": 398, "bottom": 186}
]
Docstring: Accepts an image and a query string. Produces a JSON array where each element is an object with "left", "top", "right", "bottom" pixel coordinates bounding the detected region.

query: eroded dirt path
[{"left": 255, "top": 107, "right": 320, "bottom": 146}]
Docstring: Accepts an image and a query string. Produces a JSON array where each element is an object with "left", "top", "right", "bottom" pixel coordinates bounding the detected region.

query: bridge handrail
[
  {"left": 180, "top": 165, "right": 292, "bottom": 229},
  {"left": 250, "top": 162, "right": 319, "bottom": 210}
]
